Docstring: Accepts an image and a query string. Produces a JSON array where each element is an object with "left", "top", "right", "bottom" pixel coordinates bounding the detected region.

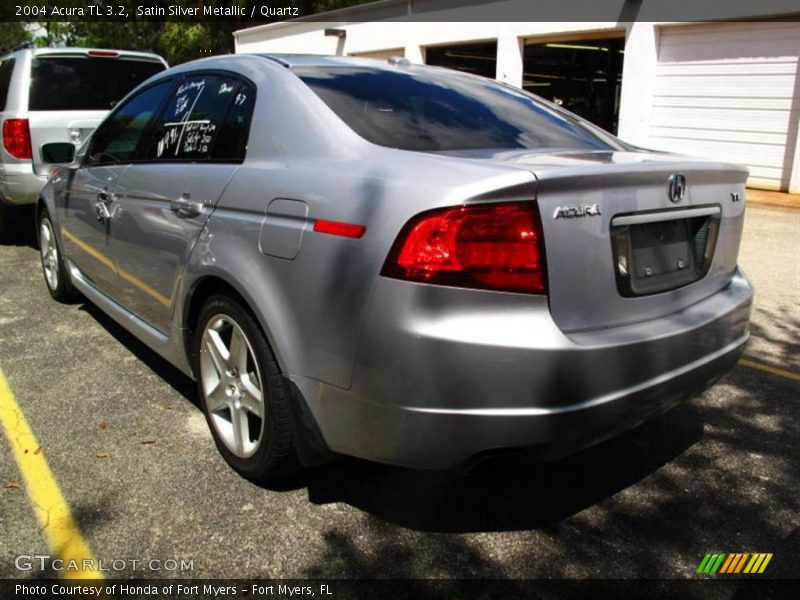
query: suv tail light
[
  {"left": 3, "top": 119, "right": 32, "bottom": 160},
  {"left": 382, "top": 201, "right": 546, "bottom": 294},
  {"left": 87, "top": 50, "right": 120, "bottom": 58}
]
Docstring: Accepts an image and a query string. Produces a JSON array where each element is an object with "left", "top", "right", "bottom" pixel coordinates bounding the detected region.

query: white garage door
[{"left": 651, "top": 22, "right": 800, "bottom": 191}]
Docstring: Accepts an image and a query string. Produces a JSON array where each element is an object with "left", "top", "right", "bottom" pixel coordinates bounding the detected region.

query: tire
[
  {"left": 38, "top": 208, "right": 79, "bottom": 303},
  {"left": 194, "top": 294, "right": 297, "bottom": 481}
]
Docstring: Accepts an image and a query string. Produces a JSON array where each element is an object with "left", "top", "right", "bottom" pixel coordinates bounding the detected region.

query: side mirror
[{"left": 41, "top": 142, "right": 76, "bottom": 166}]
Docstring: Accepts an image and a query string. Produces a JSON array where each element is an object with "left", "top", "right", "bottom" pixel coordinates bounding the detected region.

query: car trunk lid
[{"left": 459, "top": 149, "right": 749, "bottom": 333}]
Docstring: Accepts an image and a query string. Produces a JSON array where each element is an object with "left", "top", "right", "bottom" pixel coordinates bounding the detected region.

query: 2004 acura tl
[{"left": 38, "top": 54, "right": 753, "bottom": 480}]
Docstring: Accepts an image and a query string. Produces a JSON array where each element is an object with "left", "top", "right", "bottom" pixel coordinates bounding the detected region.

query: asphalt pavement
[{"left": 0, "top": 203, "right": 798, "bottom": 581}]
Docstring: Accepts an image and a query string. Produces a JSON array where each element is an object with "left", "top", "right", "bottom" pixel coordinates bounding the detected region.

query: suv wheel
[
  {"left": 194, "top": 295, "right": 297, "bottom": 481},
  {"left": 38, "top": 208, "right": 79, "bottom": 302}
]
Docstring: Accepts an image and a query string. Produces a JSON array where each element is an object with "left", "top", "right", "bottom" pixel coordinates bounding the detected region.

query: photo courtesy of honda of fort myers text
[
  {"left": 15, "top": 582, "right": 334, "bottom": 598},
  {"left": 1, "top": 0, "right": 799, "bottom": 599}
]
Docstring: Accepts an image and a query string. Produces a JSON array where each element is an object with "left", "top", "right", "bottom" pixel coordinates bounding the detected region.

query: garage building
[{"left": 235, "top": 0, "right": 800, "bottom": 193}]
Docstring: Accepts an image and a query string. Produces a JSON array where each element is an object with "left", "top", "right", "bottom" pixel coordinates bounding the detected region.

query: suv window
[
  {"left": 294, "top": 66, "right": 622, "bottom": 153},
  {"left": 0, "top": 58, "right": 15, "bottom": 110},
  {"left": 87, "top": 80, "right": 174, "bottom": 166},
  {"left": 146, "top": 74, "right": 250, "bottom": 161},
  {"left": 29, "top": 56, "right": 165, "bottom": 111}
]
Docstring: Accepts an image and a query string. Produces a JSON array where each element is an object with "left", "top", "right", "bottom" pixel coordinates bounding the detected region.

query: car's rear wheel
[
  {"left": 38, "top": 208, "right": 79, "bottom": 302},
  {"left": 194, "top": 295, "right": 297, "bottom": 481}
]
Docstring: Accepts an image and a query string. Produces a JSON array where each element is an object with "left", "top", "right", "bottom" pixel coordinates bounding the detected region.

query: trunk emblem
[
  {"left": 553, "top": 204, "right": 601, "bottom": 219},
  {"left": 668, "top": 174, "right": 687, "bottom": 203}
]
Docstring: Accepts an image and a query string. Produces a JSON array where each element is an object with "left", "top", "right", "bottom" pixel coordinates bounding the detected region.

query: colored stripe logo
[{"left": 697, "top": 552, "right": 773, "bottom": 574}]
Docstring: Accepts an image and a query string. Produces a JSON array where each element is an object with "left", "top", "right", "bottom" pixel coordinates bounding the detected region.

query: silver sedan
[{"left": 38, "top": 54, "right": 753, "bottom": 480}]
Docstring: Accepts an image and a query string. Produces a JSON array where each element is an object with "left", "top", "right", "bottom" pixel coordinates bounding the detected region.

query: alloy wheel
[
  {"left": 39, "top": 218, "right": 59, "bottom": 291},
  {"left": 199, "top": 314, "right": 266, "bottom": 458}
]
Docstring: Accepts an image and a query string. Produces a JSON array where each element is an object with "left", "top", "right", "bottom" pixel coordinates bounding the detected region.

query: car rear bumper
[
  {"left": 293, "top": 269, "right": 753, "bottom": 469},
  {"left": 0, "top": 163, "right": 47, "bottom": 205}
]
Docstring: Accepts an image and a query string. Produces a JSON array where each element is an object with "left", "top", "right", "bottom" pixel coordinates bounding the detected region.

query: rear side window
[
  {"left": 294, "top": 66, "right": 621, "bottom": 153},
  {"left": 146, "top": 74, "right": 253, "bottom": 162},
  {"left": 88, "top": 80, "right": 173, "bottom": 165},
  {"left": 210, "top": 83, "right": 255, "bottom": 161},
  {"left": 29, "top": 56, "right": 165, "bottom": 111},
  {"left": 0, "top": 58, "right": 15, "bottom": 110}
]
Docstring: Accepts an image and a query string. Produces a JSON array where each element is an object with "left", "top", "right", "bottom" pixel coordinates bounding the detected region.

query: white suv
[{"left": 0, "top": 46, "right": 167, "bottom": 238}]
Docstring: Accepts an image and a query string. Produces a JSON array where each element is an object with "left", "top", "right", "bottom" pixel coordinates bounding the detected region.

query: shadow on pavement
[
  {"left": 747, "top": 304, "right": 800, "bottom": 367},
  {"left": 293, "top": 367, "right": 798, "bottom": 577},
  {"left": 78, "top": 302, "right": 198, "bottom": 407},
  {"left": 71, "top": 272, "right": 799, "bottom": 578},
  {"left": 0, "top": 205, "right": 37, "bottom": 249},
  {"left": 269, "top": 401, "right": 704, "bottom": 534}
]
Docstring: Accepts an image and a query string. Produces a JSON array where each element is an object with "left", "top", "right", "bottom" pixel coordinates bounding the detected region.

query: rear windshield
[
  {"left": 29, "top": 56, "right": 165, "bottom": 111},
  {"left": 293, "top": 66, "right": 622, "bottom": 153}
]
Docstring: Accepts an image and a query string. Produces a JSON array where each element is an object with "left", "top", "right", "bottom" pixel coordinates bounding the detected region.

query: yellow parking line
[
  {"left": 61, "top": 227, "right": 116, "bottom": 275},
  {"left": 0, "top": 367, "right": 103, "bottom": 580},
  {"left": 61, "top": 227, "right": 172, "bottom": 307},
  {"left": 739, "top": 358, "right": 800, "bottom": 383}
]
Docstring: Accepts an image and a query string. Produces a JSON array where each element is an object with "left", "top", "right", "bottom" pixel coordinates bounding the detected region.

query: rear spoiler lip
[
  {"left": 531, "top": 159, "right": 749, "bottom": 193},
  {"left": 29, "top": 47, "right": 168, "bottom": 66}
]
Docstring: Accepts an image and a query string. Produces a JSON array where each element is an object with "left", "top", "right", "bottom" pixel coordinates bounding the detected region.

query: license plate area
[{"left": 611, "top": 206, "right": 721, "bottom": 297}]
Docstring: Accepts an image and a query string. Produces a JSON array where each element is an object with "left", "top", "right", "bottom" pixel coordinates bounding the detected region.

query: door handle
[
  {"left": 170, "top": 193, "right": 203, "bottom": 218},
  {"left": 95, "top": 190, "right": 112, "bottom": 223}
]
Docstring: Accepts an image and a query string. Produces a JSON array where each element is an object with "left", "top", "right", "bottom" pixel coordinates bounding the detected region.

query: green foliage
[
  {"left": 158, "top": 22, "right": 234, "bottom": 65},
  {"left": 0, "top": 23, "right": 32, "bottom": 53}
]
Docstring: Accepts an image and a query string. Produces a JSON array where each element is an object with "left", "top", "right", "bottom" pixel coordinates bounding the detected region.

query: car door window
[
  {"left": 146, "top": 74, "right": 249, "bottom": 162},
  {"left": 87, "top": 79, "right": 174, "bottom": 166}
]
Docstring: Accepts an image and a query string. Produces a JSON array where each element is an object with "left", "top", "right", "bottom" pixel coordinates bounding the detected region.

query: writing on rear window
[
  {"left": 149, "top": 75, "right": 246, "bottom": 161},
  {"left": 156, "top": 78, "right": 216, "bottom": 158}
]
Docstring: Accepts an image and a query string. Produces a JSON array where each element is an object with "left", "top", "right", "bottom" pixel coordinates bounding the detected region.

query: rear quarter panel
[
  {"left": 183, "top": 151, "right": 536, "bottom": 389},
  {"left": 178, "top": 57, "right": 540, "bottom": 389}
]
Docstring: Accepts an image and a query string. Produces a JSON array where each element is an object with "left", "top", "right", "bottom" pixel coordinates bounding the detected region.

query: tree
[
  {"left": 23, "top": 0, "right": 374, "bottom": 65},
  {"left": 0, "top": 23, "right": 32, "bottom": 53}
]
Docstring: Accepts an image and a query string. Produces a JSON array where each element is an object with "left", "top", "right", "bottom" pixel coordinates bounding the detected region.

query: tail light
[
  {"left": 3, "top": 119, "right": 32, "bottom": 160},
  {"left": 382, "top": 201, "right": 546, "bottom": 294}
]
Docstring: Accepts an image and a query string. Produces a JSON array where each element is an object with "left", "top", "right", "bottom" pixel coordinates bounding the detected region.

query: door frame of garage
[
  {"left": 789, "top": 60, "right": 800, "bottom": 194},
  {"left": 521, "top": 29, "right": 627, "bottom": 133}
]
